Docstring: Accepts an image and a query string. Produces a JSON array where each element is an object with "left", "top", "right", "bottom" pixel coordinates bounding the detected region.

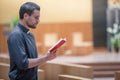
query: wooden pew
[
  {"left": 0, "top": 54, "right": 9, "bottom": 64},
  {"left": 58, "top": 74, "right": 92, "bottom": 80},
  {"left": 0, "top": 63, "right": 9, "bottom": 80},
  {"left": 38, "top": 69, "right": 45, "bottom": 80},
  {"left": 40, "top": 62, "right": 93, "bottom": 80},
  {"left": 115, "top": 71, "right": 120, "bottom": 80}
]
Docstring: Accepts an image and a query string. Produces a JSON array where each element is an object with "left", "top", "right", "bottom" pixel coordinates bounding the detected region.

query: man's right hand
[{"left": 45, "top": 49, "right": 57, "bottom": 61}]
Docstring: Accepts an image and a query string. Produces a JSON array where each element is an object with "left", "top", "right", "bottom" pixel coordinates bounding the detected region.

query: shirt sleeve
[{"left": 7, "top": 32, "right": 29, "bottom": 70}]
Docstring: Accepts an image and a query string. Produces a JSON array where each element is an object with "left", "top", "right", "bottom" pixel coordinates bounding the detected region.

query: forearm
[
  {"left": 28, "top": 56, "right": 48, "bottom": 68},
  {"left": 28, "top": 50, "right": 56, "bottom": 69}
]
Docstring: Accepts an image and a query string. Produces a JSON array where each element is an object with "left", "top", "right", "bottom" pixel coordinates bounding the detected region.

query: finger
[{"left": 52, "top": 49, "right": 57, "bottom": 53}]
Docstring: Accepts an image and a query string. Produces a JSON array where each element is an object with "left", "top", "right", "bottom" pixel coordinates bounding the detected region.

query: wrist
[{"left": 43, "top": 54, "right": 49, "bottom": 61}]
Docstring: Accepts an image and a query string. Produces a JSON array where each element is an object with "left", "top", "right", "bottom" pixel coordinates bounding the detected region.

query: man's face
[{"left": 26, "top": 10, "right": 40, "bottom": 29}]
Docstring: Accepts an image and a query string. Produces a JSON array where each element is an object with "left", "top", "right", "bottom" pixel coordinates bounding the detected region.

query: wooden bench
[
  {"left": 58, "top": 74, "right": 92, "bottom": 80},
  {"left": 40, "top": 62, "right": 93, "bottom": 80},
  {"left": 38, "top": 69, "right": 45, "bottom": 80},
  {"left": 115, "top": 71, "right": 120, "bottom": 80},
  {"left": 0, "top": 63, "right": 9, "bottom": 80},
  {"left": 0, "top": 54, "right": 9, "bottom": 64}
]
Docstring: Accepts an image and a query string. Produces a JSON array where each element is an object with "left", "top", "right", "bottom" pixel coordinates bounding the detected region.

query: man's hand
[{"left": 45, "top": 49, "right": 57, "bottom": 61}]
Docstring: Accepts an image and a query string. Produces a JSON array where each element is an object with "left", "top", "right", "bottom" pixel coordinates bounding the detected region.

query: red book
[{"left": 48, "top": 38, "right": 67, "bottom": 52}]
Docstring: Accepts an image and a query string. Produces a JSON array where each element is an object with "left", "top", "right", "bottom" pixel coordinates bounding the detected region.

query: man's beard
[{"left": 27, "top": 23, "right": 37, "bottom": 29}]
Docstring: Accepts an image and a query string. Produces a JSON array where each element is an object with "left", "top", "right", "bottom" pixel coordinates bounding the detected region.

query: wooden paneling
[
  {"left": 31, "top": 22, "right": 93, "bottom": 55},
  {"left": 0, "top": 25, "right": 9, "bottom": 54},
  {"left": 0, "top": 63, "right": 9, "bottom": 80},
  {"left": 115, "top": 71, "right": 120, "bottom": 80},
  {"left": 0, "top": 22, "right": 93, "bottom": 55}
]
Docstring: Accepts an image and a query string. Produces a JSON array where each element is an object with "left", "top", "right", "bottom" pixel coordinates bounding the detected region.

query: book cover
[{"left": 48, "top": 38, "right": 67, "bottom": 52}]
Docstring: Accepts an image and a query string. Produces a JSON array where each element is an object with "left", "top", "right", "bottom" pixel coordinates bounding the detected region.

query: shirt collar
[{"left": 18, "top": 23, "right": 30, "bottom": 34}]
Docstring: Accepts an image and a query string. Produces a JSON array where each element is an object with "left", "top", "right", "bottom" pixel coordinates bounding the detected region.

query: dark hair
[{"left": 19, "top": 2, "right": 40, "bottom": 19}]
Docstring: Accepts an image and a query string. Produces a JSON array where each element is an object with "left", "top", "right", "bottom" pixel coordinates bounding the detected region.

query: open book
[{"left": 48, "top": 38, "right": 67, "bottom": 52}]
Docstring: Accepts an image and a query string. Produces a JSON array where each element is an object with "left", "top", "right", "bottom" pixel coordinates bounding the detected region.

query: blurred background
[{"left": 1, "top": 0, "right": 120, "bottom": 80}]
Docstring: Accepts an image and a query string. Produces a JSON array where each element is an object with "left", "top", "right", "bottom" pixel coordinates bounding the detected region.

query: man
[{"left": 7, "top": 2, "right": 56, "bottom": 80}]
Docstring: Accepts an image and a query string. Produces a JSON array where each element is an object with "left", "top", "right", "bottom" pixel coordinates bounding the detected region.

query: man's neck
[{"left": 20, "top": 20, "right": 30, "bottom": 30}]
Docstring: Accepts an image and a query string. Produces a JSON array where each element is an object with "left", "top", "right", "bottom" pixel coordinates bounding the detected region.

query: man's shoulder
[
  {"left": 8, "top": 26, "right": 24, "bottom": 40},
  {"left": 10, "top": 26, "right": 22, "bottom": 35}
]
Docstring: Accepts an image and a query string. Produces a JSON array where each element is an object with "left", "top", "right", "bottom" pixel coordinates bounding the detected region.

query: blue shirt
[{"left": 7, "top": 23, "right": 38, "bottom": 80}]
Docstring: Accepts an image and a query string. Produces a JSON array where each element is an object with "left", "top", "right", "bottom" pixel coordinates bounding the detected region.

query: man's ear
[{"left": 23, "top": 13, "right": 29, "bottom": 20}]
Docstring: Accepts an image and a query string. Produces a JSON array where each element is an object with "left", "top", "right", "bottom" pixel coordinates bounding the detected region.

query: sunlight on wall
[
  {"left": 0, "top": 0, "right": 92, "bottom": 24},
  {"left": 44, "top": 33, "right": 58, "bottom": 47}
]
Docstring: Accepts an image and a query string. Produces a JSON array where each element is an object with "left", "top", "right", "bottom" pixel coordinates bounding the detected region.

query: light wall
[{"left": 0, "top": 0, "right": 92, "bottom": 24}]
